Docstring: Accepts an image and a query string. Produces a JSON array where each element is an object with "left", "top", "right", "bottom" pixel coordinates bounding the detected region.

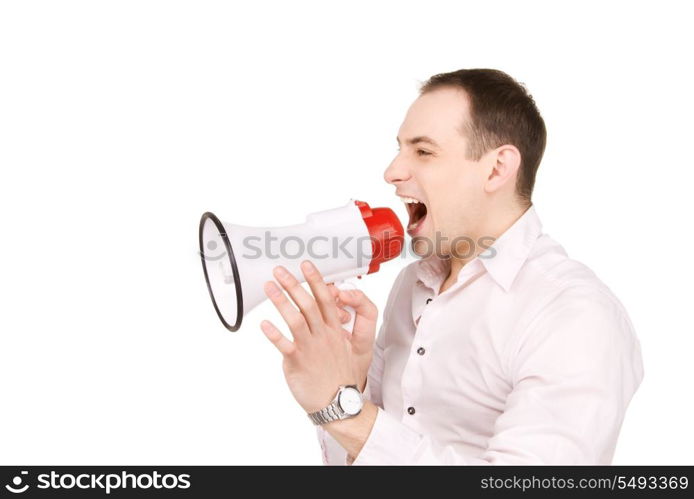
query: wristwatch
[{"left": 308, "top": 384, "right": 364, "bottom": 425}]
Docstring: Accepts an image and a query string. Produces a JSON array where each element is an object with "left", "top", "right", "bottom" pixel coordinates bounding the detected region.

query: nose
[{"left": 384, "top": 153, "right": 411, "bottom": 185}]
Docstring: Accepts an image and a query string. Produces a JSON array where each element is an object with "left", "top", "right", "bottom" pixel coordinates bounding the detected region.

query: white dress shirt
[{"left": 317, "top": 205, "right": 644, "bottom": 465}]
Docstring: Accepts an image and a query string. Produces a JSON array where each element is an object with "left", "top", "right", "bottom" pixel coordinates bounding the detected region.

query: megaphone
[{"left": 199, "top": 199, "right": 404, "bottom": 331}]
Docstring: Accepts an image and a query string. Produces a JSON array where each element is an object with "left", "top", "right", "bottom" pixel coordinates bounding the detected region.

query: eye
[{"left": 416, "top": 149, "right": 432, "bottom": 157}]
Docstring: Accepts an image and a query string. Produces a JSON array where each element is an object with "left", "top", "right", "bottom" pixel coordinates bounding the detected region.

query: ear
[{"left": 484, "top": 144, "right": 521, "bottom": 194}]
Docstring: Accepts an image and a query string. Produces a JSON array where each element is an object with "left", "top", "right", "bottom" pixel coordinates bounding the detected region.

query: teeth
[{"left": 398, "top": 196, "right": 421, "bottom": 204}]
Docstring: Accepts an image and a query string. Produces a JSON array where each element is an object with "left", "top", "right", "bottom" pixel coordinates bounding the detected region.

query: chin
[
  {"left": 411, "top": 238, "right": 428, "bottom": 257},
  {"left": 411, "top": 230, "right": 435, "bottom": 258}
]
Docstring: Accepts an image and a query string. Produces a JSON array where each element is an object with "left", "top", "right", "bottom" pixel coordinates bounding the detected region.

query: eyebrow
[{"left": 396, "top": 135, "right": 441, "bottom": 148}]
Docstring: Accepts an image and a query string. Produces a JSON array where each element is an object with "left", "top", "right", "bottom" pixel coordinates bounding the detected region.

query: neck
[{"left": 440, "top": 202, "right": 529, "bottom": 294}]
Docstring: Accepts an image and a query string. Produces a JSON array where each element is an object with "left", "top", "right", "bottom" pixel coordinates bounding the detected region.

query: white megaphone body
[{"left": 199, "top": 199, "right": 404, "bottom": 331}]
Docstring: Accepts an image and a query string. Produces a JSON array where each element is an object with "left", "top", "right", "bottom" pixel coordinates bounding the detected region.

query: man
[{"left": 259, "top": 68, "right": 644, "bottom": 465}]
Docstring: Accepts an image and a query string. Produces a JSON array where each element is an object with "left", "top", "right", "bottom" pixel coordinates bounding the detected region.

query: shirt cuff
[
  {"left": 316, "top": 426, "right": 350, "bottom": 465},
  {"left": 351, "top": 407, "right": 423, "bottom": 465},
  {"left": 362, "top": 379, "right": 372, "bottom": 402}
]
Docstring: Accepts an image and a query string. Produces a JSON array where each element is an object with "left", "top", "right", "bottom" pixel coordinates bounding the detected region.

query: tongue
[
  {"left": 408, "top": 217, "right": 423, "bottom": 232},
  {"left": 408, "top": 203, "right": 427, "bottom": 231}
]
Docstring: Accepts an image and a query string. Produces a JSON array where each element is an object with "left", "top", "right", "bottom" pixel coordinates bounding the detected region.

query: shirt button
[
  {"left": 426, "top": 298, "right": 433, "bottom": 304},
  {"left": 417, "top": 347, "right": 426, "bottom": 355},
  {"left": 407, "top": 406, "right": 416, "bottom": 415}
]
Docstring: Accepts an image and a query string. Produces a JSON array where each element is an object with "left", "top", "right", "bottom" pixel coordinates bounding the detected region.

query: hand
[
  {"left": 326, "top": 283, "right": 378, "bottom": 392},
  {"left": 260, "top": 260, "right": 359, "bottom": 413}
]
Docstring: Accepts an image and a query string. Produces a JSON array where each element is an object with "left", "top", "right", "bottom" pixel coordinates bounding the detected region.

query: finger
[
  {"left": 263, "top": 281, "right": 311, "bottom": 342},
  {"left": 300, "top": 261, "right": 340, "bottom": 329},
  {"left": 339, "top": 308, "right": 351, "bottom": 324},
  {"left": 327, "top": 283, "right": 340, "bottom": 300},
  {"left": 328, "top": 282, "right": 349, "bottom": 311},
  {"left": 338, "top": 289, "right": 378, "bottom": 351},
  {"left": 260, "top": 320, "right": 296, "bottom": 356},
  {"left": 328, "top": 283, "right": 351, "bottom": 324},
  {"left": 272, "top": 266, "right": 325, "bottom": 334}
]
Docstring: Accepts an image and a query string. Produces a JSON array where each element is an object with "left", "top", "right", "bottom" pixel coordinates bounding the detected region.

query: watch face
[{"left": 338, "top": 387, "right": 363, "bottom": 415}]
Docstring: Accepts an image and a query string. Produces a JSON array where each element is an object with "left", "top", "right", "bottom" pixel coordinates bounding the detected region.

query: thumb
[{"left": 338, "top": 289, "right": 377, "bottom": 348}]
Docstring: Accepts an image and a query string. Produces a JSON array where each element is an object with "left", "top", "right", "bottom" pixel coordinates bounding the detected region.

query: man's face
[{"left": 385, "top": 86, "right": 492, "bottom": 257}]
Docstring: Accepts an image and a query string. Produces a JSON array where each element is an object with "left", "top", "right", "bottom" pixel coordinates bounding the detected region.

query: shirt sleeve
[{"left": 351, "top": 285, "right": 645, "bottom": 465}]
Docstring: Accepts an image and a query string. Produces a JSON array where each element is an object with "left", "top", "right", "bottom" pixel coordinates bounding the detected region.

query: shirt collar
[{"left": 414, "top": 205, "right": 543, "bottom": 293}]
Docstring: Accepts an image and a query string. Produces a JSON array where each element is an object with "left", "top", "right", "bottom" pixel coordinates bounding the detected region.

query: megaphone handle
[{"left": 333, "top": 279, "right": 358, "bottom": 333}]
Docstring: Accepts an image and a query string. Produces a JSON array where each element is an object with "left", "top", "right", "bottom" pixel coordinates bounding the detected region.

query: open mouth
[{"left": 399, "top": 195, "right": 428, "bottom": 235}]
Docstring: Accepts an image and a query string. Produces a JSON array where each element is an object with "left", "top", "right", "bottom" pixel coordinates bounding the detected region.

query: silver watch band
[
  {"left": 307, "top": 385, "right": 360, "bottom": 425},
  {"left": 308, "top": 404, "right": 344, "bottom": 425}
]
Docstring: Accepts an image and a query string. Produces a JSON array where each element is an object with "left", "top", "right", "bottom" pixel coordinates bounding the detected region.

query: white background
[{"left": 1, "top": 0, "right": 692, "bottom": 465}]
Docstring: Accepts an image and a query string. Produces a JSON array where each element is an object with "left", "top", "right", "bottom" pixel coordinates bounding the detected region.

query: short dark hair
[{"left": 420, "top": 69, "right": 546, "bottom": 204}]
